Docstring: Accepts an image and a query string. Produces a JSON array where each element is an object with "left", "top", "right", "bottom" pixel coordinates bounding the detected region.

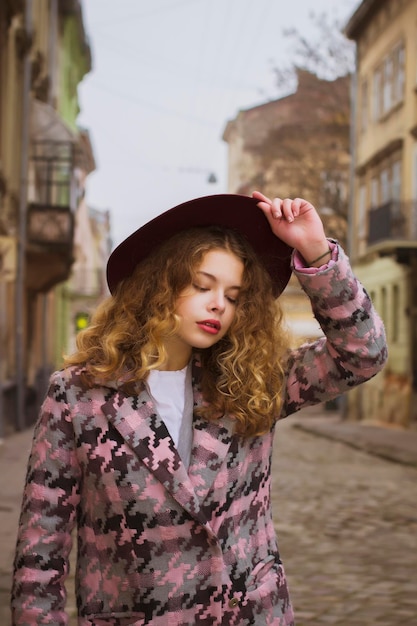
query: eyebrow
[{"left": 196, "top": 270, "right": 241, "bottom": 290}]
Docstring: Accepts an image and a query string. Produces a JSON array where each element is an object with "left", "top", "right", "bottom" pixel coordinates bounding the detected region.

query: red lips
[{"left": 196, "top": 319, "right": 221, "bottom": 334}]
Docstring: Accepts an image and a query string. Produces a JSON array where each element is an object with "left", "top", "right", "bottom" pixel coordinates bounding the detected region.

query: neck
[
  {"left": 158, "top": 360, "right": 189, "bottom": 371},
  {"left": 158, "top": 348, "right": 192, "bottom": 371}
]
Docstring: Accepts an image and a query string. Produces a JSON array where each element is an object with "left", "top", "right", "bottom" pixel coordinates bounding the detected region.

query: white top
[{"left": 147, "top": 362, "right": 194, "bottom": 469}]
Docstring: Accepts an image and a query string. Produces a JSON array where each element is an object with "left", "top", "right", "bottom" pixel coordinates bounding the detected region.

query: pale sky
[{"left": 77, "top": 0, "right": 360, "bottom": 249}]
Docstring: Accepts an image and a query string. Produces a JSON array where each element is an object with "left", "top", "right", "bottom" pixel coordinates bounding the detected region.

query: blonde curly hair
[{"left": 64, "top": 226, "right": 290, "bottom": 437}]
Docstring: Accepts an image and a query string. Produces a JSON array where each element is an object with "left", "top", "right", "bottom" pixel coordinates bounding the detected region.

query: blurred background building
[
  {"left": 0, "top": 0, "right": 110, "bottom": 436},
  {"left": 345, "top": 0, "right": 417, "bottom": 427},
  {"left": 223, "top": 0, "right": 417, "bottom": 427},
  {"left": 1, "top": 0, "right": 416, "bottom": 436},
  {"left": 223, "top": 69, "right": 350, "bottom": 348}
]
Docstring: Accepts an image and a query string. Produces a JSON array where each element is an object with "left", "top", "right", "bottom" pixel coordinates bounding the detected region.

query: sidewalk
[
  {"left": 0, "top": 427, "right": 33, "bottom": 624},
  {"left": 290, "top": 405, "right": 417, "bottom": 468}
]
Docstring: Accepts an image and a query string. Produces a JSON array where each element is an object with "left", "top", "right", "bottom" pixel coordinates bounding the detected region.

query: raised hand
[{"left": 252, "top": 191, "right": 330, "bottom": 267}]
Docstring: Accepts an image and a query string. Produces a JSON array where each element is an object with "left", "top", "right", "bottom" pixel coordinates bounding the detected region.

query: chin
[{"left": 191, "top": 337, "right": 222, "bottom": 349}]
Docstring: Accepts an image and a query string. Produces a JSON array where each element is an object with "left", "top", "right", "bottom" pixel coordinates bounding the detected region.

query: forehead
[{"left": 196, "top": 249, "right": 243, "bottom": 282}]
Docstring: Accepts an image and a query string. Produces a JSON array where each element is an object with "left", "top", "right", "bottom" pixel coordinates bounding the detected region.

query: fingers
[
  {"left": 252, "top": 190, "right": 271, "bottom": 204},
  {"left": 254, "top": 194, "right": 304, "bottom": 223}
]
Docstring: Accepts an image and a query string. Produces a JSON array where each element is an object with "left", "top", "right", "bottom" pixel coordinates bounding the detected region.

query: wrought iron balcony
[
  {"left": 28, "top": 204, "right": 74, "bottom": 248},
  {"left": 26, "top": 138, "right": 79, "bottom": 291},
  {"left": 368, "top": 200, "right": 417, "bottom": 246},
  {"left": 28, "top": 139, "right": 77, "bottom": 248}
]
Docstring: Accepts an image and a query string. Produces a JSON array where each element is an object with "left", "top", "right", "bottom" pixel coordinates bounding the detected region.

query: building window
[
  {"left": 373, "top": 68, "right": 382, "bottom": 121},
  {"left": 368, "top": 159, "right": 402, "bottom": 211},
  {"left": 383, "top": 56, "right": 393, "bottom": 113},
  {"left": 392, "top": 160, "right": 402, "bottom": 201},
  {"left": 392, "top": 43, "right": 405, "bottom": 105},
  {"left": 380, "top": 169, "right": 390, "bottom": 204},
  {"left": 371, "top": 176, "right": 379, "bottom": 208},
  {"left": 372, "top": 41, "right": 405, "bottom": 121}
]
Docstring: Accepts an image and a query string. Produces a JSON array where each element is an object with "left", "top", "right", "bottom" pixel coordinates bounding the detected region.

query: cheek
[
  {"left": 224, "top": 307, "right": 238, "bottom": 329},
  {"left": 175, "top": 298, "right": 198, "bottom": 322},
  {"left": 174, "top": 295, "right": 192, "bottom": 317}
]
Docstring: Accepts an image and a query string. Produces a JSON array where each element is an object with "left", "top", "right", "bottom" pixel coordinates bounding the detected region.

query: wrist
[
  {"left": 297, "top": 240, "right": 331, "bottom": 267},
  {"left": 307, "top": 247, "right": 332, "bottom": 267}
]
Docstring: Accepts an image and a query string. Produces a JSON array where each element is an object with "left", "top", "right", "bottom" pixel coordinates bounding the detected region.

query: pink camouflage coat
[{"left": 11, "top": 244, "right": 387, "bottom": 626}]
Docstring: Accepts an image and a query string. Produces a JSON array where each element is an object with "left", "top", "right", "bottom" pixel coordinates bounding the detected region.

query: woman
[{"left": 11, "top": 191, "right": 387, "bottom": 625}]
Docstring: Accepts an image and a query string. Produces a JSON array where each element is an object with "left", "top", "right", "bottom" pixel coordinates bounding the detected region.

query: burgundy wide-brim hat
[{"left": 106, "top": 194, "right": 293, "bottom": 297}]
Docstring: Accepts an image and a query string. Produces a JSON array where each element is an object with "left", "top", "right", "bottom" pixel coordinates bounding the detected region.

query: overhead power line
[
  {"left": 89, "top": 80, "right": 219, "bottom": 128},
  {"left": 91, "top": 0, "right": 206, "bottom": 26}
]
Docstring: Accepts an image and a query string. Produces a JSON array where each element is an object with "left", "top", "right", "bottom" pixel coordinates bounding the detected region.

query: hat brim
[{"left": 106, "top": 194, "right": 293, "bottom": 297}]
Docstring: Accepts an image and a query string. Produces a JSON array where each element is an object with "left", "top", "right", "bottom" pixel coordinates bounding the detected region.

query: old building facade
[
  {"left": 0, "top": 1, "right": 105, "bottom": 435},
  {"left": 222, "top": 70, "right": 350, "bottom": 348},
  {"left": 345, "top": 0, "right": 417, "bottom": 426}
]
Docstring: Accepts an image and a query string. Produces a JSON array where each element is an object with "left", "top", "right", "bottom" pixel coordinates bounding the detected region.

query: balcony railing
[
  {"left": 368, "top": 200, "right": 417, "bottom": 246},
  {"left": 28, "top": 139, "right": 78, "bottom": 248},
  {"left": 28, "top": 204, "right": 74, "bottom": 248}
]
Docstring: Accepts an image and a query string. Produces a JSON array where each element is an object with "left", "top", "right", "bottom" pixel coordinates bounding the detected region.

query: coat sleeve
[
  {"left": 11, "top": 370, "right": 81, "bottom": 626},
  {"left": 281, "top": 242, "right": 388, "bottom": 418}
]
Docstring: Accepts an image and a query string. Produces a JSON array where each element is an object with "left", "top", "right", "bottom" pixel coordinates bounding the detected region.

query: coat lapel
[
  {"left": 100, "top": 356, "right": 237, "bottom": 525},
  {"left": 101, "top": 386, "right": 207, "bottom": 525}
]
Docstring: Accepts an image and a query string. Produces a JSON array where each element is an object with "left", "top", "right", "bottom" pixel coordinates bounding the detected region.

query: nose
[{"left": 209, "top": 291, "right": 225, "bottom": 314}]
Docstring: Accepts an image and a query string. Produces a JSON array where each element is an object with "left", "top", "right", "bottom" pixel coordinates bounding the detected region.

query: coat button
[{"left": 228, "top": 597, "right": 239, "bottom": 608}]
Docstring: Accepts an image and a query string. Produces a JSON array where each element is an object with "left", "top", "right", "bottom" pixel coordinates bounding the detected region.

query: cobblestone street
[
  {"left": 272, "top": 418, "right": 417, "bottom": 625},
  {"left": 1, "top": 411, "right": 417, "bottom": 625}
]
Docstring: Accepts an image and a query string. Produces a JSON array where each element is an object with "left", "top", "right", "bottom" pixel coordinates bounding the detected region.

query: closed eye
[
  {"left": 192, "top": 283, "right": 239, "bottom": 303},
  {"left": 193, "top": 283, "right": 209, "bottom": 293}
]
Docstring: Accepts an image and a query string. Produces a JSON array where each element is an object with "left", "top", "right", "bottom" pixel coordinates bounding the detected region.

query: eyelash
[
  {"left": 193, "top": 283, "right": 208, "bottom": 293},
  {"left": 192, "top": 284, "right": 237, "bottom": 304}
]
